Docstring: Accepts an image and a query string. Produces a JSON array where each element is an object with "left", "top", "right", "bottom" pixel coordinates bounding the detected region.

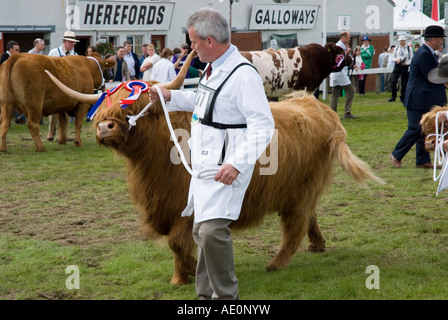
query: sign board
[
  {"left": 249, "top": 3, "right": 319, "bottom": 30},
  {"left": 338, "top": 15, "right": 351, "bottom": 31},
  {"left": 67, "top": 0, "right": 175, "bottom": 31}
]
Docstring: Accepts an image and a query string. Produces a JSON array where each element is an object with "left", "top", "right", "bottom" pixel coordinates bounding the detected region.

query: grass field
[{"left": 1, "top": 92, "right": 448, "bottom": 300}]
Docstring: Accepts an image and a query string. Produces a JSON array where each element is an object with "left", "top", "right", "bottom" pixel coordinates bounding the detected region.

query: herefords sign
[
  {"left": 67, "top": 0, "right": 174, "bottom": 31},
  {"left": 249, "top": 3, "right": 319, "bottom": 30}
]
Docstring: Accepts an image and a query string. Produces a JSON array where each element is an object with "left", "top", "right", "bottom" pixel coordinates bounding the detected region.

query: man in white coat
[
  {"left": 150, "top": 7, "right": 275, "bottom": 300},
  {"left": 47, "top": 30, "right": 79, "bottom": 141},
  {"left": 329, "top": 31, "right": 357, "bottom": 119}
]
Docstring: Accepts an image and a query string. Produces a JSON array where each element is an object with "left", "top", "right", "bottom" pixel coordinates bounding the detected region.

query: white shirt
[
  {"left": 330, "top": 40, "right": 351, "bottom": 87},
  {"left": 150, "top": 57, "right": 176, "bottom": 83},
  {"left": 392, "top": 45, "right": 413, "bottom": 66},
  {"left": 123, "top": 52, "right": 135, "bottom": 76},
  {"left": 167, "top": 45, "right": 275, "bottom": 223},
  {"left": 48, "top": 45, "right": 76, "bottom": 57},
  {"left": 28, "top": 48, "right": 44, "bottom": 55},
  {"left": 354, "top": 55, "right": 364, "bottom": 69},
  {"left": 142, "top": 53, "right": 161, "bottom": 81},
  {"left": 386, "top": 52, "right": 396, "bottom": 68}
]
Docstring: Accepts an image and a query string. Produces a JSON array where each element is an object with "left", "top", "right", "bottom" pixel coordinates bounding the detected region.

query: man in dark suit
[
  {"left": 0, "top": 41, "right": 19, "bottom": 65},
  {"left": 390, "top": 25, "right": 447, "bottom": 169}
]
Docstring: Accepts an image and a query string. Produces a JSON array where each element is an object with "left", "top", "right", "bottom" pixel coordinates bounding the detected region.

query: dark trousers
[
  {"left": 390, "top": 65, "right": 409, "bottom": 101},
  {"left": 392, "top": 108, "right": 431, "bottom": 166},
  {"left": 359, "top": 74, "right": 367, "bottom": 94}
]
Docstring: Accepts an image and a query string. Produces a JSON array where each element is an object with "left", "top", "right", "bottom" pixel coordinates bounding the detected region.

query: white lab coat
[
  {"left": 167, "top": 45, "right": 275, "bottom": 223},
  {"left": 329, "top": 40, "right": 351, "bottom": 87}
]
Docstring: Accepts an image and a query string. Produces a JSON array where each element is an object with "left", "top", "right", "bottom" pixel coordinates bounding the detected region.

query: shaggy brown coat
[
  {"left": 47, "top": 53, "right": 382, "bottom": 285},
  {"left": 420, "top": 106, "right": 448, "bottom": 151},
  {"left": 0, "top": 52, "right": 114, "bottom": 152}
]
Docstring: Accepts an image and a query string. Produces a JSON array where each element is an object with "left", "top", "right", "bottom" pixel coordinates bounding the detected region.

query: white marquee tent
[{"left": 394, "top": 0, "right": 443, "bottom": 34}]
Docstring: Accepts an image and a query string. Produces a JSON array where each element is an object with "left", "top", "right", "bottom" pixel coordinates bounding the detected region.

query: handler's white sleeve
[{"left": 167, "top": 90, "right": 196, "bottom": 112}]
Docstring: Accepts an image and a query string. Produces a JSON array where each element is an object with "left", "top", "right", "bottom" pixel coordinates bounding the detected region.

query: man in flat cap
[{"left": 390, "top": 25, "right": 447, "bottom": 169}]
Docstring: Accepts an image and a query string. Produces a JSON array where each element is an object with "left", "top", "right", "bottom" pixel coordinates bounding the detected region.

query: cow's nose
[
  {"left": 425, "top": 140, "right": 435, "bottom": 151},
  {"left": 97, "top": 121, "right": 115, "bottom": 138}
]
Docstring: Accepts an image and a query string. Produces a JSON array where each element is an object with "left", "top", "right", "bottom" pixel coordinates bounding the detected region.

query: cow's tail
[
  {"left": 330, "top": 122, "right": 385, "bottom": 185},
  {"left": 1, "top": 53, "right": 21, "bottom": 115}
]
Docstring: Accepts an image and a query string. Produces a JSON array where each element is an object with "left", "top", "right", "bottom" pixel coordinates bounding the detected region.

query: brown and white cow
[
  {"left": 0, "top": 52, "right": 114, "bottom": 152},
  {"left": 240, "top": 43, "right": 352, "bottom": 98},
  {"left": 47, "top": 50, "right": 383, "bottom": 285}
]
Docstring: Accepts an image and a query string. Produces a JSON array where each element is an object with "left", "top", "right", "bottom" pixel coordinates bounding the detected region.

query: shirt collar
[
  {"left": 210, "top": 44, "right": 235, "bottom": 71},
  {"left": 423, "top": 42, "right": 436, "bottom": 55}
]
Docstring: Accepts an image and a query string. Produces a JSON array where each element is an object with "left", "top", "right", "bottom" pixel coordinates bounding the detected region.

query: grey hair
[{"left": 186, "top": 7, "right": 229, "bottom": 44}]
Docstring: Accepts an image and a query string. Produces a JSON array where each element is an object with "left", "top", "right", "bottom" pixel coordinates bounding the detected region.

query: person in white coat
[
  {"left": 329, "top": 31, "right": 357, "bottom": 119},
  {"left": 47, "top": 30, "right": 79, "bottom": 141},
  {"left": 150, "top": 48, "right": 176, "bottom": 83},
  {"left": 149, "top": 7, "right": 275, "bottom": 300}
]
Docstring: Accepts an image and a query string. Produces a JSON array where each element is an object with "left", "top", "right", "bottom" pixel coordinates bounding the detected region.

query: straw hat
[
  {"left": 428, "top": 55, "right": 448, "bottom": 84},
  {"left": 63, "top": 31, "right": 79, "bottom": 43}
]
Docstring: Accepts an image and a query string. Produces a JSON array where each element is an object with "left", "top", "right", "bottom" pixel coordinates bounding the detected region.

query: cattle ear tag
[{"left": 328, "top": 49, "right": 331, "bottom": 52}]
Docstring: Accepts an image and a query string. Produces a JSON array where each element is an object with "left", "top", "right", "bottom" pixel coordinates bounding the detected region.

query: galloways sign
[{"left": 249, "top": 3, "right": 319, "bottom": 30}]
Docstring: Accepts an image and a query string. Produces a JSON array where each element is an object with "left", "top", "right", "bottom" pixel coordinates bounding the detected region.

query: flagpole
[
  {"left": 421, "top": 0, "right": 423, "bottom": 37},
  {"left": 322, "top": 0, "right": 327, "bottom": 100}
]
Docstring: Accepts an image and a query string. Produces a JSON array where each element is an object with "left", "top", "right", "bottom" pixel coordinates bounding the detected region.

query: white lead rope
[
  {"left": 427, "top": 112, "right": 448, "bottom": 181},
  {"left": 87, "top": 56, "right": 105, "bottom": 90}
]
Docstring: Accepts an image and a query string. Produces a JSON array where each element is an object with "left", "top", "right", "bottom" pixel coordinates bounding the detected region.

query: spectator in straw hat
[
  {"left": 47, "top": 30, "right": 79, "bottom": 141},
  {"left": 48, "top": 31, "right": 79, "bottom": 57},
  {"left": 388, "top": 35, "right": 413, "bottom": 103},
  {"left": 390, "top": 25, "right": 447, "bottom": 169}
]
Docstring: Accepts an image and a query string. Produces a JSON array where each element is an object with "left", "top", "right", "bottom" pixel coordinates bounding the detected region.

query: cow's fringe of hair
[{"left": 420, "top": 105, "right": 448, "bottom": 136}]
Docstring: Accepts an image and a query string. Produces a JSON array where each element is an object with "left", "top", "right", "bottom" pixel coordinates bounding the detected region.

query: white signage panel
[
  {"left": 68, "top": 0, "right": 174, "bottom": 31},
  {"left": 249, "top": 3, "right": 319, "bottom": 30}
]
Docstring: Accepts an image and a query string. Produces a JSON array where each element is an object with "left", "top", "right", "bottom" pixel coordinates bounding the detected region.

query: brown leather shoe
[
  {"left": 344, "top": 113, "right": 358, "bottom": 119},
  {"left": 390, "top": 154, "right": 402, "bottom": 168},
  {"left": 416, "top": 163, "right": 442, "bottom": 169}
]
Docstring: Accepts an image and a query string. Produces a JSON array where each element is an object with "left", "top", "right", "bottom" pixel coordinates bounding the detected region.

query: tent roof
[{"left": 394, "top": 0, "right": 443, "bottom": 32}]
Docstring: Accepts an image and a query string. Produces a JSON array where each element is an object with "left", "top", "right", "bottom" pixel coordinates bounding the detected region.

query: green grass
[{"left": 2, "top": 92, "right": 448, "bottom": 300}]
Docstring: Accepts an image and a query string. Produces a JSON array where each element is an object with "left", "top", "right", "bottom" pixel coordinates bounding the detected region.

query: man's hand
[
  {"left": 215, "top": 163, "right": 240, "bottom": 185},
  {"left": 149, "top": 86, "right": 171, "bottom": 102},
  {"left": 438, "top": 111, "right": 448, "bottom": 122},
  {"left": 443, "top": 140, "right": 448, "bottom": 153}
]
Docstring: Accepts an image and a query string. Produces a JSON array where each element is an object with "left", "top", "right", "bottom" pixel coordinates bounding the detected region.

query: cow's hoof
[
  {"left": 307, "top": 243, "right": 326, "bottom": 253},
  {"left": 35, "top": 148, "right": 46, "bottom": 152},
  {"left": 265, "top": 262, "right": 280, "bottom": 273},
  {"left": 46, "top": 134, "right": 54, "bottom": 141},
  {"left": 74, "top": 141, "right": 82, "bottom": 147},
  {"left": 170, "top": 273, "right": 191, "bottom": 285}
]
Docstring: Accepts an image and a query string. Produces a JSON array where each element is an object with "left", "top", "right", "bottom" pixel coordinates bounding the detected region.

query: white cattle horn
[{"left": 45, "top": 70, "right": 102, "bottom": 104}]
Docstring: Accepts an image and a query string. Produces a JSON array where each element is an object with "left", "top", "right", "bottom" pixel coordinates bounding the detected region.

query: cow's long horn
[
  {"left": 160, "top": 49, "right": 196, "bottom": 90},
  {"left": 45, "top": 70, "right": 102, "bottom": 104}
]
